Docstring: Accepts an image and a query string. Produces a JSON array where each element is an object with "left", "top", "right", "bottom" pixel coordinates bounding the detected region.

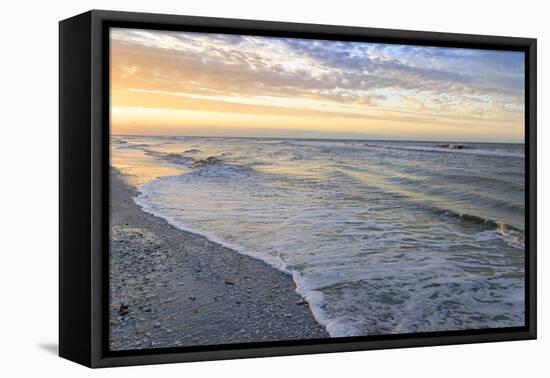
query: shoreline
[{"left": 109, "top": 169, "right": 328, "bottom": 350}]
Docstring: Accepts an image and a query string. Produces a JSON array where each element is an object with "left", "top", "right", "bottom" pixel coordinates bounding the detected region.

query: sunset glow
[{"left": 110, "top": 28, "right": 525, "bottom": 142}]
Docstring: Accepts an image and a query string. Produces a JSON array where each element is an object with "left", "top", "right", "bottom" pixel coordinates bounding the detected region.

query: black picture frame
[{"left": 59, "top": 9, "right": 537, "bottom": 368}]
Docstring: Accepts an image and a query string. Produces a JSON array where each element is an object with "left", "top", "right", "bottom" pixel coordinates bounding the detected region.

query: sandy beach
[{"left": 109, "top": 169, "right": 328, "bottom": 350}]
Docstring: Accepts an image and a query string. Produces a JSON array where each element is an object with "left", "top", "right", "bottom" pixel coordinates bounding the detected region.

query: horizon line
[{"left": 110, "top": 133, "right": 525, "bottom": 145}]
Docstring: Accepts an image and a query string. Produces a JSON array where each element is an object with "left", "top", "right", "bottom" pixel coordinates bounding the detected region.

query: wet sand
[{"left": 109, "top": 169, "right": 328, "bottom": 350}]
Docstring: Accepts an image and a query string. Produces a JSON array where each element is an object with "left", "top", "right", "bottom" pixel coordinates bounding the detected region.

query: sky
[{"left": 110, "top": 28, "right": 525, "bottom": 142}]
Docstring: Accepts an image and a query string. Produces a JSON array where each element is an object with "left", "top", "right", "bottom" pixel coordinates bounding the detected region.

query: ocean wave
[
  {"left": 191, "top": 156, "right": 222, "bottom": 168},
  {"left": 143, "top": 149, "right": 252, "bottom": 179},
  {"left": 431, "top": 207, "right": 524, "bottom": 249},
  {"left": 191, "top": 158, "right": 250, "bottom": 178},
  {"left": 365, "top": 143, "right": 524, "bottom": 158},
  {"left": 436, "top": 172, "right": 524, "bottom": 192},
  {"left": 144, "top": 150, "right": 194, "bottom": 166},
  {"left": 473, "top": 226, "right": 525, "bottom": 250},
  {"left": 333, "top": 166, "right": 524, "bottom": 238}
]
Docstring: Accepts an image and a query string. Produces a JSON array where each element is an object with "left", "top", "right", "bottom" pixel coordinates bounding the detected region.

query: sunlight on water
[{"left": 111, "top": 139, "right": 188, "bottom": 186}]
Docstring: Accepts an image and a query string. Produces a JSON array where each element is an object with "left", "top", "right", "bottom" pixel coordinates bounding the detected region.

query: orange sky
[{"left": 110, "top": 28, "right": 525, "bottom": 142}]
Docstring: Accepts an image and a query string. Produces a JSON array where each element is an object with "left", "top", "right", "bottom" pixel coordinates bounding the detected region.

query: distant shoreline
[{"left": 109, "top": 168, "right": 327, "bottom": 350}]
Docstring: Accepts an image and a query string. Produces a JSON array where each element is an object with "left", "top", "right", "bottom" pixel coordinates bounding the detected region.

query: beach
[
  {"left": 111, "top": 137, "right": 525, "bottom": 337},
  {"left": 109, "top": 169, "right": 328, "bottom": 351}
]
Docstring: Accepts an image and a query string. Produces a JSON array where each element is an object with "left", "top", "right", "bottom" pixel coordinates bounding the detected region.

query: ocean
[{"left": 111, "top": 135, "right": 525, "bottom": 337}]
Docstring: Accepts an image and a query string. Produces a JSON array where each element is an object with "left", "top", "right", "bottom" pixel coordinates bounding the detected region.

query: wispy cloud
[{"left": 110, "top": 28, "right": 525, "bottom": 142}]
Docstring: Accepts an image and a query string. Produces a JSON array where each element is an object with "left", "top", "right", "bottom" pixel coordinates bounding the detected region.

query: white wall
[{"left": 1, "top": 0, "right": 546, "bottom": 376}]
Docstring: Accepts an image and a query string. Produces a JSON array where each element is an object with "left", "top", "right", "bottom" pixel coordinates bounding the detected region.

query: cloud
[
  {"left": 280, "top": 37, "right": 524, "bottom": 103},
  {"left": 111, "top": 33, "right": 383, "bottom": 105},
  {"left": 110, "top": 27, "right": 525, "bottom": 139}
]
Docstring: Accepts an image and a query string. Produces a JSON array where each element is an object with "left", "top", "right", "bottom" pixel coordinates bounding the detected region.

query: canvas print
[{"left": 109, "top": 27, "right": 525, "bottom": 351}]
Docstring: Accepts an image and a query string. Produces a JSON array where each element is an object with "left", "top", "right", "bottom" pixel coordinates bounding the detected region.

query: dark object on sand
[{"left": 119, "top": 304, "right": 129, "bottom": 317}]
